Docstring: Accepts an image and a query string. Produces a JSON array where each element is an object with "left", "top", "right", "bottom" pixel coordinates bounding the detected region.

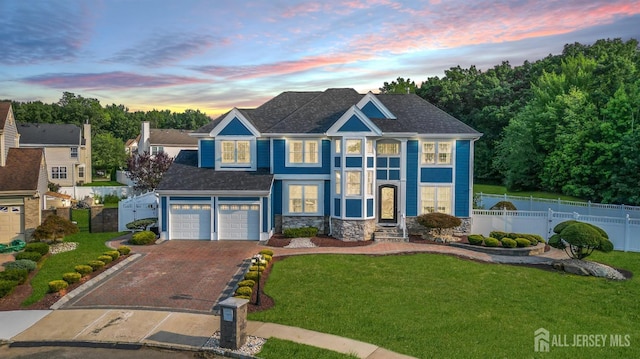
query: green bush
[
  {"left": 501, "top": 238, "right": 517, "bottom": 248},
  {"left": 130, "top": 230, "right": 156, "bottom": 245},
  {"left": 238, "top": 279, "right": 255, "bottom": 288},
  {"left": 48, "top": 280, "right": 68, "bottom": 293},
  {"left": 262, "top": 254, "right": 273, "bottom": 262},
  {"left": 3, "top": 259, "right": 37, "bottom": 272},
  {"left": 14, "top": 251, "right": 42, "bottom": 262},
  {"left": 553, "top": 220, "right": 580, "bottom": 234},
  {"left": 484, "top": 237, "right": 501, "bottom": 247},
  {"left": 415, "top": 212, "right": 462, "bottom": 236},
  {"left": 117, "top": 245, "right": 131, "bottom": 255},
  {"left": 489, "top": 201, "right": 517, "bottom": 210},
  {"left": 235, "top": 286, "right": 254, "bottom": 297},
  {"left": 0, "top": 269, "right": 29, "bottom": 284},
  {"left": 75, "top": 264, "right": 93, "bottom": 276},
  {"left": 97, "top": 255, "right": 113, "bottom": 264},
  {"left": 87, "top": 260, "right": 106, "bottom": 271},
  {"left": 489, "top": 231, "right": 508, "bottom": 240},
  {"left": 249, "top": 265, "right": 266, "bottom": 272},
  {"left": 0, "top": 280, "right": 19, "bottom": 298},
  {"left": 515, "top": 238, "right": 531, "bottom": 247},
  {"left": 32, "top": 214, "right": 79, "bottom": 242},
  {"left": 550, "top": 221, "right": 613, "bottom": 259},
  {"left": 62, "top": 272, "right": 82, "bottom": 284},
  {"left": 103, "top": 250, "right": 120, "bottom": 261},
  {"left": 234, "top": 295, "right": 250, "bottom": 300},
  {"left": 25, "top": 242, "right": 50, "bottom": 256},
  {"left": 244, "top": 271, "right": 259, "bottom": 281},
  {"left": 283, "top": 227, "right": 318, "bottom": 238},
  {"left": 259, "top": 249, "right": 274, "bottom": 256},
  {"left": 467, "top": 234, "right": 484, "bottom": 245},
  {"left": 126, "top": 217, "right": 158, "bottom": 231}
]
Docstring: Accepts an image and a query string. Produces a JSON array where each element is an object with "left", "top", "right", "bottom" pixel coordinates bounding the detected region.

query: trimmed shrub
[
  {"left": 235, "top": 286, "right": 253, "bottom": 297},
  {"left": 32, "top": 214, "right": 79, "bottom": 243},
  {"left": 484, "top": 237, "right": 501, "bottom": 247},
  {"left": 283, "top": 226, "right": 318, "bottom": 238},
  {"left": 553, "top": 220, "right": 580, "bottom": 234},
  {"left": 117, "top": 245, "right": 131, "bottom": 255},
  {"left": 259, "top": 249, "right": 274, "bottom": 256},
  {"left": 14, "top": 251, "right": 42, "bottom": 262},
  {"left": 244, "top": 271, "right": 259, "bottom": 281},
  {"left": 550, "top": 221, "right": 613, "bottom": 259},
  {"left": 97, "top": 255, "right": 113, "bottom": 264},
  {"left": 234, "top": 295, "right": 250, "bottom": 300},
  {"left": 489, "top": 201, "right": 517, "bottom": 210},
  {"left": 126, "top": 217, "right": 158, "bottom": 231},
  {"left": 262, "top": 254, "right": 273, "bottom": 262},
  {"left": 515, "top": 238, "right": 531, "bottom": 247},
  {"left": 501, "top": 238, "right": 517, "bottom": 248},
  {"left": 489, "top": 231, "right": 508, "bottom": 240},
  {"left": 237, "top": 280, "right": 255, "bottom": 288},
  {"left": 63, "top": 272, "right": 82, "bottom": 284},
  {"left": 531, "top": 234, "right": 545, "bottom": 244},
  {"left": 0, "top": 280, "right": 19, "bottom": 298},
  {"left": 25, "top": 242, "right": 50, "bottom": 256},
  {"left": 87, "top": 260, "right": 106, "bottom": 271},
  {"left": 103, "top": 251, "right": 120, "bottom": 261},
  {"left": 130, "top": 230, "right": 156, "bottom": 245},
  {"left": 3, "top": 259, "right": 37, "bottom": 272},
  {"left": 0, "top": 269, "right": 29, "bottom": 284},
  {"left": 75, "top": 264, "right": 93, "bottom": 276},
  {"left": 249, "top": 265, "right": 266, "bottom": 272},
  {"left": 467, "top": 234, "right": 484, "bottom": 245},
  {"left": 416, "top": 213, "right": 462, "bottom": 235},
  {"left": 48, "top": 280, "right": 68, "bottom": 293}
]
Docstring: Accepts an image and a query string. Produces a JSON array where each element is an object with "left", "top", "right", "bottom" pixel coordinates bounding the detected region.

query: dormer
[
  {"left": 209, "top": 108, "right": 261, "bottom": 171},
  {"left": 326, "top": 106, "right": 382, "bottom": 137},
  {"left": 356, "top": 92, "right": 396, "bottom": 119}
]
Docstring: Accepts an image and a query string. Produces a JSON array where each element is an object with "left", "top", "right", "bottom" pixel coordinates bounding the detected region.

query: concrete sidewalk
[{"left": 0, "top": 309, "right": 416, "bottom": 358}]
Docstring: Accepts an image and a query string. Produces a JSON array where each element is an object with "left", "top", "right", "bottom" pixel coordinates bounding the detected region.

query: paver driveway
[{"left": 63, "top": 239, "right": 262, "bottom": 313}]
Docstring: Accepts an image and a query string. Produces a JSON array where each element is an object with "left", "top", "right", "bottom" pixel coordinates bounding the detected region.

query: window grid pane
[
  {"left": 347, "top": 171, "right": 361, "bottom": 195},
  {"left": 305, "top": 141, "right": 318, "bottom": 163},
  {"left": 422, "top": 142, "right": 435, "bottom": 164},
  {"left": 366, "top": 170, "right": 374, "bottom": 196},
  {"left": 335, "top": 171, "right": 341, "bottom": 194},
  {"left": 438, "top": 142, "right": 451, "bottom": 164},
  {"left": 237, "top": 141, "right": 250, "bottom": 163},
  {"left": 346, "top": 139, "right": 362, "bottom": 154},
  {"left": 222, "top": 142, "right": 235, "bottom": 163}
]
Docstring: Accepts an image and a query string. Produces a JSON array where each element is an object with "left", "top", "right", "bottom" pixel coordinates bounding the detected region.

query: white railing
[
  {"left": 472, "top": 209, "right": 640, "bottom": 252},
  {"left": 401, "top": 213, "right": 407, "bottom": 239},
  {"left": 59, "top": 185, "right": 131, "bottom": 201},
  {"left": 476, "top": 193, "right": 640, "bottom": 219}
]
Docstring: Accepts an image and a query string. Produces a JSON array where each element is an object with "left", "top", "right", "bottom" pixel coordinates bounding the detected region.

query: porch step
[{"left": 373, "top": 226, "right": 407, "bottom": 242}]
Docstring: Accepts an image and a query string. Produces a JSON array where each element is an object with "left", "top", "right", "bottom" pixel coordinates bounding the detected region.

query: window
[
  {"left": 346, "top": 139, "right": 361, "bottom": 154},
  {"left": 51, "top": 166, "right": 67, "bottom": 179},
  {"left": 366, "top": 140, "right": 374, "bottom": 154},
  {"left": 288, "top": 140, "right": 319, "bottom": 164},
  {"left": 335, "top": 171, "right": 341, "bottom": 195},
  {"left": 346, "top": 171, "right": 361, "bottom": 196},
  {"left": 288, "top": 184, "right": 319, "bottom": 214},
  {"left": 377, "top": 142, "right": 399, "bottom": 155},
  {"left": 70, "top": 147, "right": 78, "bottom": 158},
  {"left": 335, "top": 139, "right": 341, "bottom": 154},
  {"left": 420, "top": 186, "right": 452, "bottom": 214},
  {"left": 366, "top": 170, "right": 374, "bottom": 196},
  {"left": 221, "top": 140, "right": 251, "bottom": 164},
  {"left": 78, "top": 166, "right": 85, "bottom": 178},
  {"left": 422, "top": 141, "right": 452, "bottom": 165},
  {"left": 151, "top": 146, "right": 164, "bottom": 156}
]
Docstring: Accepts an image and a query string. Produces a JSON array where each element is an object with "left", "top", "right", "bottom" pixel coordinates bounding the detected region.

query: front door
[{"left": 378, "top": 185, "right": 397, "bottom": 224}]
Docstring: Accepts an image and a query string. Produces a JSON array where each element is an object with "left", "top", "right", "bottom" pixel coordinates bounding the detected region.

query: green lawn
[
  {"left": 250, "top": 252, "right": 640, "bottom": 358},
  {"left": 259, "top": 338, "right": 358, "bottom": 359},
  {"left": 82, "top": 181, "right": 125, "bottom": 187},
  {"left": 22, "top": 231, "right": 126, "bottom": 306},
  {"left": 474, "top": 183, "right": 586, "bottom": 202}
]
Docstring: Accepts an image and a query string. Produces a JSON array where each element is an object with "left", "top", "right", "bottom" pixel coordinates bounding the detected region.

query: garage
[
  {"left": 0, "top": 205, "right": 24, "bottom": 243},
  {"left": 169, "top": 203, "right": 211, "bottom": 240},
  {"left": 219, "top": 203, "right": 260, "bottom": 240}
]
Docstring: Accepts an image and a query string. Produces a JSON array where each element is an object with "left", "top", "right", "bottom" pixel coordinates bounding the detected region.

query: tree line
[{"left": 382, "top": 38, "right": 640, "bottom": 205}]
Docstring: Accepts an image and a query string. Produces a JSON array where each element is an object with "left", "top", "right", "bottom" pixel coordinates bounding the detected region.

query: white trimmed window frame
[
  {"left": 285, "top": 139, "right": 321, "bottom": 167},
  {"left": 283, "top": 181, "right": 323, "bottom": 216},
  {"left": 346, "top": 170, "right": 361, "bottom": 196},
  {"left": 51, "top": 166, "right": 68, "bottom": 179},
  {"left": 215, "top": 137, "right": 256, "bottom": 170},
  {"left": 421, "top": 140, "right": 453, "bottom": 166},
  {"left": 419, "top": 184, "right": 453, "bottom": 215}
]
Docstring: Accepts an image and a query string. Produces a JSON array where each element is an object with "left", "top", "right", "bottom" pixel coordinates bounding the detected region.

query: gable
[
  {"left": 209, "top": 108, "right": 260, "bottom": 137},
  {"left": 360, "top": 102, "right": 386, "bottom": 119},
  {"left": 356, "top": 92, "right": 396, "bottom": 120},
  {"left": 326, "top": 106, "right": 382, "bottom": 136},
  {"left": 338, "top": 115, "right": 371, "bottom": 132},
  {"left": 218, "top": 117, "right": 254, "bottom": 136}
]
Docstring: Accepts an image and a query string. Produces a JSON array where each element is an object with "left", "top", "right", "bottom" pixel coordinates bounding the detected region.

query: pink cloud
[{"left": 23, "top": 72, "right": 209, "bottom": 91}]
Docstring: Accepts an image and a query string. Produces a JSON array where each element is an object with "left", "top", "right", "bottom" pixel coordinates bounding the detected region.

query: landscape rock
[{"left": 552, "top": 259, "right": 626, "bottom": 280}]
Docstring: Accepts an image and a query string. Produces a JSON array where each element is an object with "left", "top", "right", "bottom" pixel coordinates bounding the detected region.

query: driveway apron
[{"left": 63, "top": 240, "right": 261, "bottom": 313}]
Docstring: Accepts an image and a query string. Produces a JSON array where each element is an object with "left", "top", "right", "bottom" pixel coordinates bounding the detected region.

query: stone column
[{"left": 219, "top": 297, "right": 249, "bottom": 350}]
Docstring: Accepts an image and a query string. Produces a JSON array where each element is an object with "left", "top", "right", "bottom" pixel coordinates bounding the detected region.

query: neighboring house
[
  {"left": 134, "top": 121, "right": 198, "bottom": 158},
  {"left": 0, "top": 102, "right": 48, "bottom": 243},
  {"left": 156, "top": 88, "right": 481, "bottom": 241},
  {"left": 17, "top": 122, "right": 92, "bottom": 186},
  {"left": 125, "top": 136, "right": 139, "bottom": 155}
]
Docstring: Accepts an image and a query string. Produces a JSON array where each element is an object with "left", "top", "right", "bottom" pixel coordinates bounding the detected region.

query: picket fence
[
  {"left": 118, "top": 191, "right": 158, "bottom": 231},
  {"left": 471, "top": 209, "right": 640, "bottom": 252}
]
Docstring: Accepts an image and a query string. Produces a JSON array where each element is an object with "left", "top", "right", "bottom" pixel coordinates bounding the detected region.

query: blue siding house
[{"left": 156, "top": 89, "right": 481, "bottom": 241}]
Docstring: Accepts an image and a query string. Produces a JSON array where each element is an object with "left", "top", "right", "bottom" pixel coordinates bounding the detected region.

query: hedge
[
  {"left": 238, "top": 280, "right": 255, "bottom": 288},
  {"left": 483, "top": 237, "right": 501, "bottom": 247},
  {"left": 0, "top": 280, "right": 19, "bottom": 298},
  {"left": 235, "top": 286, "right": 253, "bottom": 297},
  {"left": 117, "top": 245, "right": 131, "bottom": 255},
  {"left": 130, "top": 231, "right": 156, "bottom": 245},
  {"left": 24, "top": 242, "right": 50, "bottom": 256},
  {"left": 87, "top": 260, "right": 106, "bottom": 271},
  {"left": 0, "top": 269, "right": 28, "bottom": 285},
  {"left": 14, "top": 251, "right": 42, "bottom": 262},
  {"left": 48, "top": 280, "right": 68, "bottom": 293},
  {"left": 103, "top": 250, "right": 120, "bottom": 261},
  {"left": 283, "top": 227, "right": 318, "bottom": 238},
  {"left": 467, "top": 234, "right": 484, "bottom": 245},
  {"left": 3, "top": 259, "right": 37, "bottom": 272},
  {"left": 501, "top": 238, "right": 517, "bottom": 248},
  {"left": 63, "top": 272, "right": 82, "bottom": 284},
  {"left": 75, "top": 265, "right": 94, "bottom": 276}
]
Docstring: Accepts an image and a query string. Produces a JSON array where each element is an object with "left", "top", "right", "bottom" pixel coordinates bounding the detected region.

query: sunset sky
[{"left": 1, "top": 0, "right": 639, "bottom": 118}]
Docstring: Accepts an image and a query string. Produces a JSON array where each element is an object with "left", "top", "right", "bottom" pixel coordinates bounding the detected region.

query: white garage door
[
  {"left": 0, "top": 206, "right": 24, "bottom": 243},
  {"left": 170, "top": 204, "right": 211, "bottom": 240},
  {"left": 219, "top": 204, "right": 260, "bottom": 240}
]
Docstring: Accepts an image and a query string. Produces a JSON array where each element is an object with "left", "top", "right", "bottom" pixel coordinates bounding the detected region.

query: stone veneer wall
[
  {"left": 405, "top": 216, "right": 472, "bottom": 236},
  {"left": 281, "top": 215, "right": 329, "bottom": 234},
  {"left": 23, "top": 197, "right": 41, "bottom": 240},
  {"left": 330, "top": 218, "right": 376, "bottom": 241}
]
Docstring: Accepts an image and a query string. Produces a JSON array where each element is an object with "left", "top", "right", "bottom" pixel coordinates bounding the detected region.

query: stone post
[{"left": 219, "top": 297, "right": 249, "bottom": 350}]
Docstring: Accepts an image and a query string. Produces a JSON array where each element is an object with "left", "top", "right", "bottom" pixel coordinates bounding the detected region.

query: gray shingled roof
[
  {"left": 195, "top": 88, "right": 480, "bottom": 136},
  {"left": 157, "top": 150, "right": 273, "bottom": 192},
  {"left": 17, "top": 123, "right": 82, "bottom": 145}
]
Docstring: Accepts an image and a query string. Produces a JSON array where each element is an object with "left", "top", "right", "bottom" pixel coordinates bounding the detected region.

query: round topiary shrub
[
  {"left": 0, "top": 269, "right": 29, "bottom": 285},
  {"left": 62, "top": 272, "right": 82, "bottom": 284},
  {"left": 235, "top": 286, "right": 253, "bottom": 297},
  {"left": 489, "top": 201, "right": 517, "bottom": 210},
  {"left": 3, "top": 259, "right": 37, "bottom": 272},
  {"left": 75, "top": 264, "right": 93, "bottom": 276},
  {"left": 234, "top": 295, "right": 250, "bottom": 300},
  {"left": 130, "top": 231, "right": 156, "bottom": 245},
  {"left": 501, "top": 238, "right": 517, "bottom": 248},
  {"left": 103, "top": 250, "right": 120, "bottom": 261},
  {"left": 25, "top": 242, "right": 50, "bottom": 256},
  {"left": 515, "top": 238, "right": 531, "bottom": 247},
  {"left": 237, "top": 279, "right": 255, "bottom": 288},
  {"left": 259, "top": 249, "right": 274, "bottom": 256},
  {"left": 244, "top": 271, "right": 259, "bottom": 281},
  {"left": 48, "top": 280, "right": 68, "bottom": 293},
  {"left": 262, "top": 254, "right": 273, "bottom": 262},
  {"left": 117, "top": 245, "right": 131, "bottom": 255},
  {"left": 467, "top": 234, "right": 484, "bottom": 245},
  {"left": 0, "top": 280, "right": 19, "bottom": 298},
  {"left": 87, "top": 260, "right": 106, "bottom": 271},
  {"left": 249, "top": 265, "right": 266, "bottom": 272},
  {"left": 489, "top": 231, "right": 508, "bottom": 240},
  {"left": 14, "top": 251, "right": 42, "bottom": 262},
  {"left": 484, "top": 237, "right": 501, "bottom": 247},
  {"left": 97, "top": 255, "right": 113, "bottom": 264}
]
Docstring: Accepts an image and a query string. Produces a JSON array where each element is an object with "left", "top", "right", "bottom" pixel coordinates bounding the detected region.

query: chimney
[{"left": 139, "top": 121, "right": 150, "bottom": 154}]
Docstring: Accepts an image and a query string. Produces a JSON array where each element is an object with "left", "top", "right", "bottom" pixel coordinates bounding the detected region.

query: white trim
[
  {"left": 356, "top": 92, "right": 396, "bottom": 119},
  {"left": 215, "top": 137, "right": 257, "bottom": 170},
  {"left": 274, "top": 173, "right": 330, "bottom": 180},
  {"left": 282, "top": 180, "right": 324, "bottom": 216},
  {"left": 209, "top": 108, "right": 261, "bottom": 137},
  {"left": 157, "top": 190, "right": 270, "bottom": 197},
  {"left": 418, "top": 184, "right": 454, "bottom": 215},
  {"left": 325, "top": 106, "right": 382, "bottom": 136},
  {"left": 284, "top": 138, "right": 322, "bottom": 167},
  {"left": 420, "top": 140, "right": 454, "bottom": 167}
]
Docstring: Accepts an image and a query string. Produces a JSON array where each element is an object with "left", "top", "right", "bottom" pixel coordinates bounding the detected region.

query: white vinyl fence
[
  {"left": 60, "top": 185, "right": 132, "bottom": 201},
  {"left": 476, "top": 193, "right": 640, "bottom": 219},
  {"left": 118, "top": 191, "right": 159, "bottom": 231},
  {"left": 472, "top": 209, "right": 640, "bottom": 252}
]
